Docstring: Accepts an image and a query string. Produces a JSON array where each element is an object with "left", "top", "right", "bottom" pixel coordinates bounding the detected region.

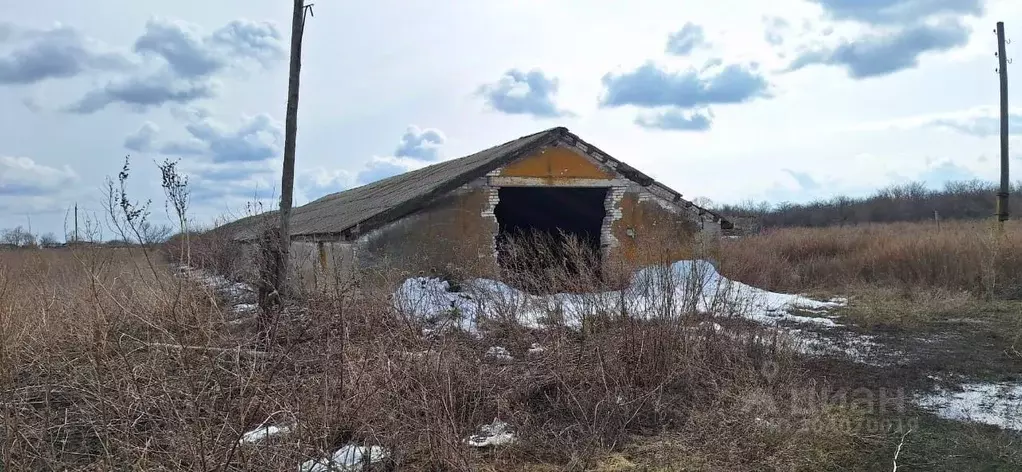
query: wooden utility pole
[
  {"left": 74, "top": 203, "right": 78, "bottom": 243},
  {"left": 996, "top": 21, "right": 1010, "bottom": 232},
  {"left": 274, "top": 0, "right": 313, "bottom": 297}
]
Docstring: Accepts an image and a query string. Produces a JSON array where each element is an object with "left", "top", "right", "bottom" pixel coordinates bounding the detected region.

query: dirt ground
[
  {"left": 619, "top": 295, "right": 1022, "bottom": 471},
  {"left": 463, "top": 292, "right": 1022, "bottom": 471}
]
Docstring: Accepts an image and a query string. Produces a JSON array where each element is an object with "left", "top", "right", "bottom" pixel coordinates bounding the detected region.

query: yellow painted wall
[
  {"left": 500, "top": 147, "right": 615, "bottom": 180},
  {"left": 610, "top": 193, "right": 699, "bottom": 269},
  {"left": 499, "top": 146, "right": 699, "bottom": 269}
]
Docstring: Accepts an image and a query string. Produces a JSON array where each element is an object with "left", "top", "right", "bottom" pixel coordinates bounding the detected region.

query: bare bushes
[
  {"left": 299, "top": 277, "right": 822, "bottom": 470},
  {"left": 178, "top": 223, "right": 247, "bottom": 278},
  {"left": 307, "top": 234, "right": 853, "bottom": 469},
  {"left": 497, "top": 230, "right": 606, "bottom": 295},
  {"left": 1, "top": 218, "right": 855, "bottom": 469}
]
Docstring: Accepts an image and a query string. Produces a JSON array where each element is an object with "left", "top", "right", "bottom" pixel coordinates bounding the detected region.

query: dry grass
[
  {"left": 0, "top": 247, "right": 289, "bottom": 470},
  {"left": 0, "top": 238, "right": 872, "bottom": 471},
  {"left": 718, "top": 220, "right": 1022, "bottom": 299}
]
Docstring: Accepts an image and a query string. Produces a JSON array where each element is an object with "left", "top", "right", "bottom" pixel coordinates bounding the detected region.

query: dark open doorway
[{"left": 494, "top": 186, "right": 608, "bottom": 292}]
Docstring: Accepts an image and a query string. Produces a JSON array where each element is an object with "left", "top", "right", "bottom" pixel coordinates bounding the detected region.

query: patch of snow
[
  {"left": 178, "top": 265, "right": 257, "bottom": 305},
  {"left": 225, "top": 281, "right": 256, "bottom": 297},
  {"left": 232, "top": 303, "right": 258, "bottom": 314},
  {"left": 467, "top": 419, "right": 516, "bottom": 447},
  {"left": 486, "top": 346, "right": 513, "bottom": 362},
  {"left": 394, "top": 260, "right": 844, "bottom": 334},
  {"left": 696, "top": 321, "right": 724, "bottom": 332},
  {"left": 226, "top": 317, "right": 252, "bottom": 327},
  {"left": 389, "top": 261, "right": 898, "bottom": 367},
  {"left": 299, "top": 444, "right": 389, "bottom": 472},
  {"left": 916, "top": 382, "right": 1022, "bottom": 431},
  {"left": 239, "top": 424, "right": 291, "bottom": 444},
  {"left": 527, "top": 343, "right": 545, "bottom": 355},
  {"left": 681, "top": 321, "right": 726, "bottom": 335},
  {"left": 786, "top": 328, "right": 895, "bottom": 367},
  {"left": 199, "top": 274, "right": 230, "bottom": 288},
  {"left": 394, "top": 278, "right": 477, "bottom": 332}
]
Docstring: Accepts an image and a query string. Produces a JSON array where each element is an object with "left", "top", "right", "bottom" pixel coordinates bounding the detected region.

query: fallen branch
[
  {"left": 891, "top": 428, "right": 912, "bottom": 472},
  {"left": 143, "top": 342, "right": 271, "bottom": 358}
]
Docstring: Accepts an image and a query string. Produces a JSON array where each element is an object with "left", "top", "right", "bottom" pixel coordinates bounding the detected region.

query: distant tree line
[
  {"left": 717, "top": 180, "right": 1022, "bottom": 229},
  {"left": 0, "top": 221, "right": 174, "bottom": 249},
  {"left": 0, "top": 226, "right": 55, "bottom": 248}
]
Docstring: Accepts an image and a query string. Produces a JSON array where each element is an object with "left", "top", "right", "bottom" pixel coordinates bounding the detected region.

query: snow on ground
[
  {"left": 916, "top": 382, "right": 1022, "bottom": 431},
  {"left": 299, "top": 445, "right": 389, "bottom": 472},
  {"left": 238, "top": 424, "right": 292, "bottom": 444},
  {"left": 784, "top": 328, "right": 896, "bottom": 367},
  {"left": 232, "top": 303, "right": 258, "bottom": 315},
  {"left": 177, "top": 265, "right": 258, "bottom": 315},
  {"left": 467, "top": 419, "right": 516, "bottom": 447},
  {"left": 392, "top": 260, "right": 909, "bottom": 369},
  {"left": 485, "top": 346, "right": 513, "bottom": 362},
  {"left": 394, "top": 260, "right": 844, "bottom": 333}
]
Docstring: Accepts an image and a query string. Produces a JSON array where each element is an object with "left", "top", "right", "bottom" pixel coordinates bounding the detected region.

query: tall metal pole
[
  {"left": 275, "top": 0, "right": 313, "bottom": 296},
  {"left": 996, "top": 21, "right": 1010, "bottom": 232},
  {"left": 74, "top": 203, "right": 78, "bottom": 243}
]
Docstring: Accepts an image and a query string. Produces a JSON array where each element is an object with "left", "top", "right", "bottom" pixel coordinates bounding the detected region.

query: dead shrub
[{"left": 166, "top": 223, "right": 247, "bottom": 279}]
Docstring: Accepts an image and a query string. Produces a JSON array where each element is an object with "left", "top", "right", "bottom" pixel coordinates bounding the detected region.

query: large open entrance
[{"left": 494, "top": 186, "right": 608, "bottom": 292}]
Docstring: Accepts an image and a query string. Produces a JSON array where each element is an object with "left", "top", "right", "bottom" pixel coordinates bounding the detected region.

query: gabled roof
[{"left": 223, "top": 126, "right": 730, "bottom": 241}]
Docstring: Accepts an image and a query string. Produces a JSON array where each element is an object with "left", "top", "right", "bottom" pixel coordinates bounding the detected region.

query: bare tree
[
  {"left": 692, "top": 196, "right": 714, "bottom": 209},
  {"left": 159, "top": 158, "right": 190, "bottom": 265},
  {"left": 1, "top": 226, "right": 37, "bottom": 247},
  {"left": 139, "top": 221, "right": 174, "bottom": 246},
  {"left": 105, "top": 155, "right": 166, "bottom": 287},
  {"left": 39, "top": 232, "right": 59, "bottom": 247},
  {"left": 105, "top": 156, "right": 152, "bottom": 246}
]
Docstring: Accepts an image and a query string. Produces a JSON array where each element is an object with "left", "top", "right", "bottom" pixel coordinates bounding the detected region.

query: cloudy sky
[{"left": 1, "top": 0, "right": 1020, "bottom": 239}]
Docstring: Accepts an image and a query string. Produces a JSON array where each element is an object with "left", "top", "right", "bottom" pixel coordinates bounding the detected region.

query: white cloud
[
  {"left": 0, "top": 21, "right": 132, "bottom": 84},
  {"left": 394, "top": 125, "right": 446, "bottom": 161},
  {"left": 477, "top": 69, "right": 573, "bottom": 118},
  {"left": 125, "top": 111, "right": 284, "bottom": 163},
  {"left": 46, "top": 17, "right": 286, "bottom": 114},
  {"left": 297, "top": 168, "right": 354, "bottom": 202},
  {"left": 124, "top": 121, "right": 159, "bottom": 151},
  {"left": 0, "top": 156, "right": 78, "bottom": 196},
  {"left": 355, "top": 156, "right": 429, "bottom": 186},
  {"left": 132, "top": 17, "right": 285, "bottom": 77},
  {"left": 0, "top": 156, "right": 80, "bottom": 215},
  {"left": 851, "top": 106, "right": 1022, "bottom": 136}
]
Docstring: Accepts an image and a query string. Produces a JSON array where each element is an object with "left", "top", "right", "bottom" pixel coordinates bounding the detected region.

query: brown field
[
  {"left": 720, "top": 220, "right": 1022, "bottom": 297},
  {"left": 1, "top": 220, "right": 1021, "bottom": 471}
]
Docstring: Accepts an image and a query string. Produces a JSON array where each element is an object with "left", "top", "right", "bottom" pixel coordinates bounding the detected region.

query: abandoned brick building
[{"left": 225, "top": 126, "right": 733, "bottom": 289}]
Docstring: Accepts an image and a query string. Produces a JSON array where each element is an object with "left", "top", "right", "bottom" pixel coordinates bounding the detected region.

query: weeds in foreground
[{"left": 0, "top": 234, "right": 885, "bottom": 470}]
